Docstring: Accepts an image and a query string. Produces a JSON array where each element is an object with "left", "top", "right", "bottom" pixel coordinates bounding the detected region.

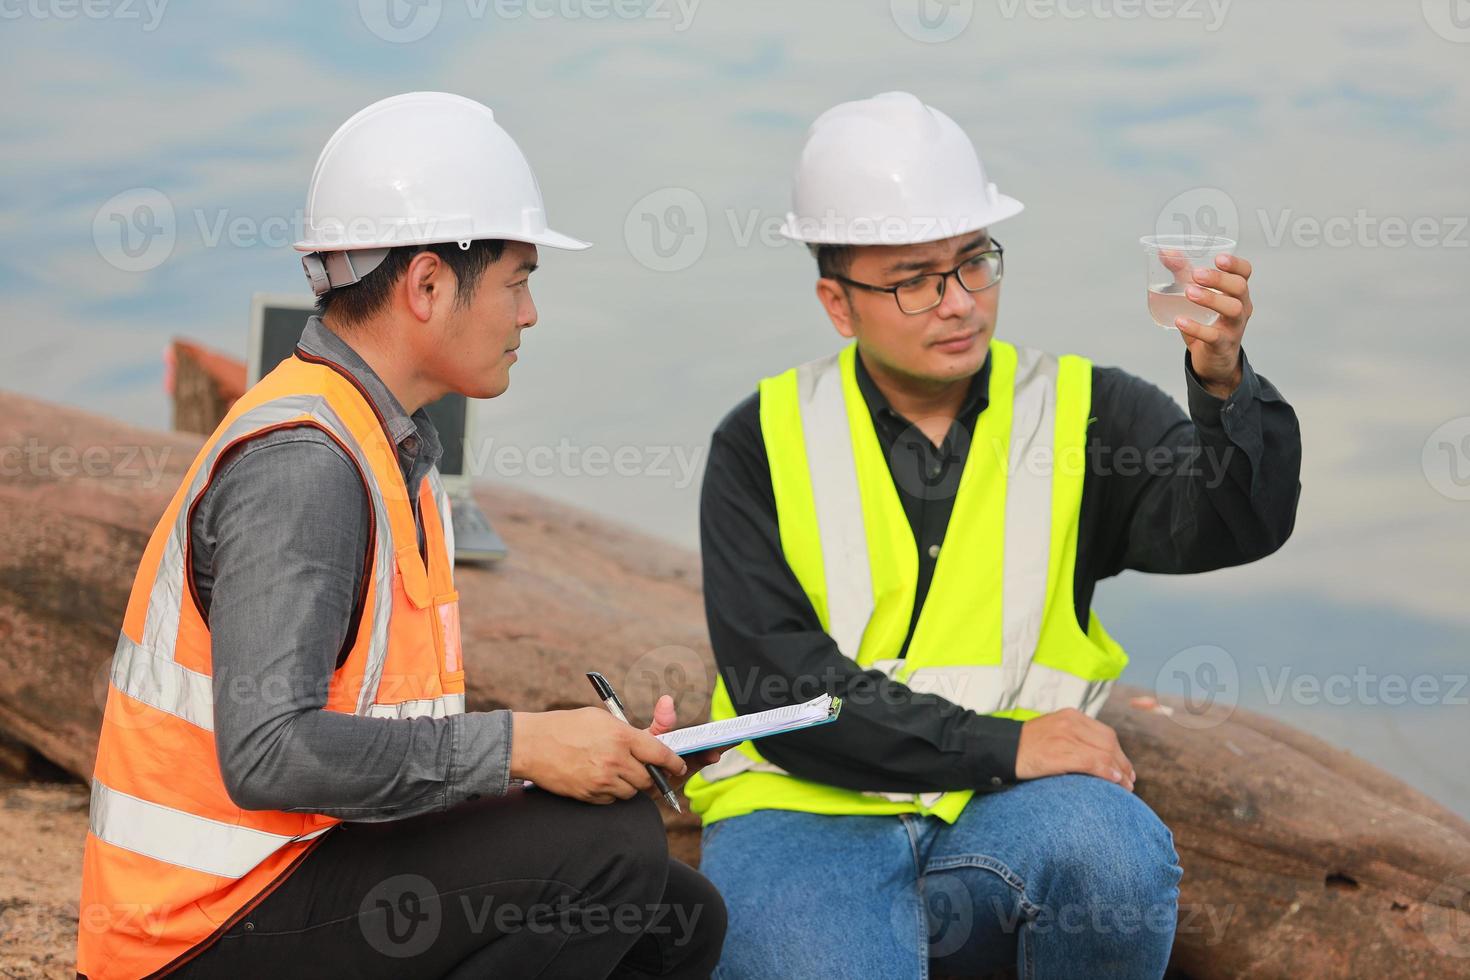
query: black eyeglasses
[{"left": 833, "top": 240, "right": 1005, "bottom": 315}]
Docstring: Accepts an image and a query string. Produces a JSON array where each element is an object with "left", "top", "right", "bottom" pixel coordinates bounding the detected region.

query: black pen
[{"left": 586, "top": 671, "right": 681, "bottom": 813}]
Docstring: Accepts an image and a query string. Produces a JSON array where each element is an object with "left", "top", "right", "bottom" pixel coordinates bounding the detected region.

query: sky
[{"left": 1, "top": 0, "right": 1467, "bottom": 814}]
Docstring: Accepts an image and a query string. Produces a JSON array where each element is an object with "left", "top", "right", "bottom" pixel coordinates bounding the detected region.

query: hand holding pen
[
  {"left": 588, "top": 672, "right": 682, "bottom": 812},
  {"left": 506, "top": 674, "right": 723, "bottom": 808}
]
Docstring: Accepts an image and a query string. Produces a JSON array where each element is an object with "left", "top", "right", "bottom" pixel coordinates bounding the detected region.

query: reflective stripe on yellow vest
[
  {"left": 684, "top": 340, "right": 1128, "bottom": 826},
  {"left": 77, "top": 351, "right": 465, "bottom": 980}
]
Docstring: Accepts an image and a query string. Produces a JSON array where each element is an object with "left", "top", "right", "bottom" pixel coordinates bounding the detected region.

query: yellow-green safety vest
[{"left": 684, "top": 339, "right": 1129, "bottom": 826}]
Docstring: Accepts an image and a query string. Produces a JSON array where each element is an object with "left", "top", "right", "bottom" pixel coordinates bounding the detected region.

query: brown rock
[
  {"left": 167, "top": 338, "right": 247, "bottom": 437},
  {"left": 1102, "top": 688, "right": 1470, "bottom": 976},
  {"left": 1, "top": 387, "right": 1467, "bottom": 977}
]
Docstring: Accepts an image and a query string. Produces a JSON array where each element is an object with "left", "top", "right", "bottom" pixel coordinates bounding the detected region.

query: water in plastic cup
[{"left": 1140, "top": 235, "right": 1235, "bottom": 329}]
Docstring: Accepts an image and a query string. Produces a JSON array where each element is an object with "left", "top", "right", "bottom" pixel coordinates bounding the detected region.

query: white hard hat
[
  {"left": 779, "top": 91, "right": 1023, "bottom": 247},
  {"left": 296, "top": 91, "right": 589, "bottom": 294}
]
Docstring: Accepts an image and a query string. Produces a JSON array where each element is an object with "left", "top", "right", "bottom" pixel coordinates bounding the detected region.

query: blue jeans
[{"left": 699, "top": 774, "right": 1182, "bottom": 979}]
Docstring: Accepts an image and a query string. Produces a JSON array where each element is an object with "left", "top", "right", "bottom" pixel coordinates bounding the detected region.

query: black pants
[{"left": 170, "top": 788, "right": 726, "bottom": 979}]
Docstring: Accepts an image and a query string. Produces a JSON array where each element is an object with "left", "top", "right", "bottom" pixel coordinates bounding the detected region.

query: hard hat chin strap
[{"left": 301, "top": 248, "right": 392, "bottom": 297}]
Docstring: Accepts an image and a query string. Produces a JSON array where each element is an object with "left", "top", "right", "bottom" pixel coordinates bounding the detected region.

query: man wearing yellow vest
[
  {"left": 77, "top": 92, "right": 725, "bottom": 979},
  {"left": 684, "top": 92, "right": 1301, "bottom": 978}
]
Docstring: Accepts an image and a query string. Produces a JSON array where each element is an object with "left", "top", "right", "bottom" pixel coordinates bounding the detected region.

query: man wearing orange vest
[{"left": 77, "top": 92, "right": 725, "bottom": 979}]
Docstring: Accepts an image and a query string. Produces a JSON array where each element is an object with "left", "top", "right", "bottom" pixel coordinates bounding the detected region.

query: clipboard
[{"left": 655, "top": 694, "right": 843, "bottom": 756}]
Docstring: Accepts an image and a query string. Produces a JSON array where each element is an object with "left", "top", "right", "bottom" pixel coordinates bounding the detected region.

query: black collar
[{"left": 852, "top": 345, "right": 992, "bottom": 437}]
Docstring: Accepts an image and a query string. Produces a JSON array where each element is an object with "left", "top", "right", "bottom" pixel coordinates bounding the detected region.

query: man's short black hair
[
  {"left": 808, "top": 243, "right": 854, "bottom": 281},
  {"left": 314, "top": 239, "right": 507, "bottom": 327}
]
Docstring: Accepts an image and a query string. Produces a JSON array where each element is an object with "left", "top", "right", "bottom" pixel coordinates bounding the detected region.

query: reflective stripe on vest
[
  {"left": 365, "top": 692, "right": 467, "bottom": 719},
  {"left": 89, "top": 779, "right": 334, "bottom": 880},
  {"left": 685, "top": 340, "right": 1129, "bottom": 824}
]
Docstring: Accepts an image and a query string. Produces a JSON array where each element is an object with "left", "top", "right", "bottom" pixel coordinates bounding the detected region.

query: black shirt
[{"left": 698, "top": 344, "right": 1302, "bottom": 796}]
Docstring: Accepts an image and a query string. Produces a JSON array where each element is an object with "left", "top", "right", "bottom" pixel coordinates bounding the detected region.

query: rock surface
[{"left": 1, "top": 388, "right": 1467, "bottom": 978}]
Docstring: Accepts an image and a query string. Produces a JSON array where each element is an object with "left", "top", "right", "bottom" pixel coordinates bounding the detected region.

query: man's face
[
  {"left": 819, "top": 230, "right": 1001, "bottom": 385},
  {"left": 423, "top": 241, "right": 539, "bottom": 399}
]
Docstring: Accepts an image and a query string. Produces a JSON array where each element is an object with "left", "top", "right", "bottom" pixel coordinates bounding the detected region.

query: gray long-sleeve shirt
[{"left": 189, "top": 316, "right": 511, "bottom": 821}]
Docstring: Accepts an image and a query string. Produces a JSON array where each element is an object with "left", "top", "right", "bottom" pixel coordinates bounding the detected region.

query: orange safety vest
[{"left": 76, "top": 349, "right": 466, "bottom": 979}]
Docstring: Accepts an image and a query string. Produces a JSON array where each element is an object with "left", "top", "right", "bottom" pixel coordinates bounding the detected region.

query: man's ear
[
  {"left": 402, "top": 251, "right": 444, "bottom": 324},
  {"left": 815, "top": 278, "right": 857, "bottom": 340}
]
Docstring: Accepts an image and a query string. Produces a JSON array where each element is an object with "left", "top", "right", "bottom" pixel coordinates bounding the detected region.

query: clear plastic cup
[{"left": 1140, "top": 235, "right": 1235, "bottom": 329}]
